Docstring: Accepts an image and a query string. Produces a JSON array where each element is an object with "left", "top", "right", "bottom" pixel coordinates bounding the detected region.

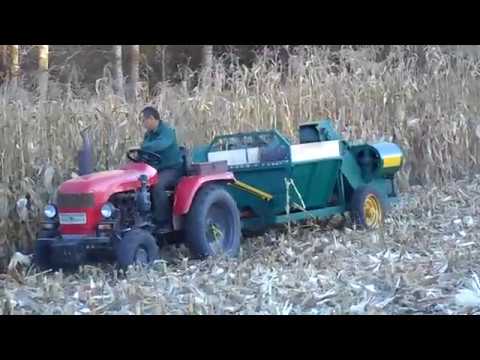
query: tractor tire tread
[
  {"left": 184, "top": 184, "right": 241, "bottom": 259},
  {"left": 116, "top": 229, "right": 160, "bottom": 269}
]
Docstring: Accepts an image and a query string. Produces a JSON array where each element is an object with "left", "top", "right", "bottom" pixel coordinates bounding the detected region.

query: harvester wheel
[
  {"left": 351, "top": 186, "right": 385, "bottom": 230},
  {"left": 116, "top": 229, "right": 160, "bottom": 269},
  {"left": 184, "top": 184, "right": 241, "bottom": 258}
]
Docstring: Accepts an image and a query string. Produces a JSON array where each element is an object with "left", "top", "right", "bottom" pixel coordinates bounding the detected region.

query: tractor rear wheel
[
  {"left": 351, "top": 186, "right": 385, "bottom": 230},
  {"left": 184, "top": 184, "right": 241, "bottom": 258},
  {"left": 116, "top": 229, "right": 160, "bottom": 269}
]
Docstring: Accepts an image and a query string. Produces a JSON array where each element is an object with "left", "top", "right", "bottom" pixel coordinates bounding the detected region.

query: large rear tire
[
  {"left": 116, "top": 229, "right": 160, "bottom": 269},
  {"left": 184, "top": 184, "right": 241, "bottom": 259}
]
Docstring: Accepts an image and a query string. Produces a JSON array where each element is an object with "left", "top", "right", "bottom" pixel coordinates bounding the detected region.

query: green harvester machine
[{"left": 192, "top": 119, "right": 404, "bottom": 235}]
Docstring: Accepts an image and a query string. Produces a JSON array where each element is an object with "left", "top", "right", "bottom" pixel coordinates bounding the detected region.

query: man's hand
[{"left": 127, "top": 148, "right": 162, "bottom": 163}]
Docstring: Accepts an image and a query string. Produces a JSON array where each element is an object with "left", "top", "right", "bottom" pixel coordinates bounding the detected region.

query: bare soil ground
[{"left": 2, "top": 176, "right": 480, "bottom": 315}]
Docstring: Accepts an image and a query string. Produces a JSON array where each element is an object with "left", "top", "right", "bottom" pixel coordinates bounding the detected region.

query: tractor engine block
[{"left": 110, "top": 192, "right": 137, "bottom": 228}]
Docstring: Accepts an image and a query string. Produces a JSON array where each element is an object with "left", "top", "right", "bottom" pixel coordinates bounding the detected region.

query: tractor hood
[
  {"left": 58, "top": 162, "right": 158, "bottom": 206},
  {"left": 55, "top": 162, "right": 158, "bottom": 235}
]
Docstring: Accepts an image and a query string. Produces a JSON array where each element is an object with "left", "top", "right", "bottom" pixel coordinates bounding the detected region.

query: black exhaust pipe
[{"left": 78, "top": 126, "right": 94, "bottom": 176}]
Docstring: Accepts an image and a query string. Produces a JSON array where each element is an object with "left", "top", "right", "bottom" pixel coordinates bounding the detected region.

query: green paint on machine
[{"left": 191, "top": 119, "right": 404, "bottom": 232}]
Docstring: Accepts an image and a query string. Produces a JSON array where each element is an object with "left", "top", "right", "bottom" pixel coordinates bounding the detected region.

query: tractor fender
[{"left": 173, "top": 172, "right": 235, "bottom": 216}]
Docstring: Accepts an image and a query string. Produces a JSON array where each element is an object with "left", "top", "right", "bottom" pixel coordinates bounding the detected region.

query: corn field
[{"left": 1, "top": 45, "right": 480, "bottom": 269}]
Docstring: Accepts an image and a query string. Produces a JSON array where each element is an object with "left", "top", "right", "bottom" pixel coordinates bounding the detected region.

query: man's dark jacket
[{"left": 141, "top": 121, "right": 183, "bottom": 171}]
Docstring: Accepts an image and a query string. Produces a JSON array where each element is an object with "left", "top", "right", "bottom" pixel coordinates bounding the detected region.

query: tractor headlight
[
  {"left": 101, "top": 203, "right": 114, "bottom": 219},
  {"left": 44, "top": 204, "right": 57, "bottom": 219}
]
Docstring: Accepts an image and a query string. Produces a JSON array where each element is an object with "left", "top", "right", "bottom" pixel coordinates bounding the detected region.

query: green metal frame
[{"left": 191, "top": 120, "right": 404, "bottom": 232}]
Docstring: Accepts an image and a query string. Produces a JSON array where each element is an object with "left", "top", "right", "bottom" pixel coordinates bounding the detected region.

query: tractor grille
[{"left": 57, "top": 193, "right": 95, "bottom": 208}]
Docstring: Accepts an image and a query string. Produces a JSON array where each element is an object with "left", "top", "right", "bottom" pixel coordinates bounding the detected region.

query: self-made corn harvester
[{"left": 34, "top": 120, "right": 404, "bottom": 270}]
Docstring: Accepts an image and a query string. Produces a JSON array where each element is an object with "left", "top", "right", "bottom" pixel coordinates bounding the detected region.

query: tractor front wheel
[
  {"left": 34, "top": 236, "right": 52, "bottom": 271},
  {"left": 184, "top": 184, "right": 241, "bottom": 259},
  {"left": 351, "top": 186, "right": 385, "bottom": 230},
  {"left": 116, "top": 229, "right": 160, "bottom": 269}
]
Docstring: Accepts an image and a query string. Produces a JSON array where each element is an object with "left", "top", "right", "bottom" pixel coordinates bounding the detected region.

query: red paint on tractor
[
  {"left": 173, "top": 172, "right": 235, "bottom": 216},
  {"left": 58, "top": 162, "right": 158, "bottom": 235}
]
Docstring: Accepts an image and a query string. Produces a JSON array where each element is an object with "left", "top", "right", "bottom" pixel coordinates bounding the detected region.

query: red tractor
[{"left": 35, "top": 147, "right": 241, "bottom": 270}]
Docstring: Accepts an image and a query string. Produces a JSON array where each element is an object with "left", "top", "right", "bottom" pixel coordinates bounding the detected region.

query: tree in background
[
  {"left": 127, "top": 45, "right": 140, "bottom": 102},
  {"left": 38, "top": 45, "right": 49, "bottom": 102},
  {"left": 157, "top": 45, "right": 168, "bottom": 82},
  {"left": 201, "top": 45, "right": 214, "bottom": 85},
  {"left": 0, "top": 45, "right": 448, "bottom": 94},
  {"left": 0, "top": 45, "right": 7, "bottom": 80},
  {"left": 112, "top": 45, "right": 124, "bottom": 98},
  {"left": 202, "top": 45, "right": 213, "bottom": 71},
  {"left": 10, "top": 45, "right": 19, "bottom": 86}
]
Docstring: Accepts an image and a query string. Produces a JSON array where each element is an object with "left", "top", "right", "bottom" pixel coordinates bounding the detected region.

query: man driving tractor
[{"left": 138, "top": 106, "right": 184, "bottom": 231}]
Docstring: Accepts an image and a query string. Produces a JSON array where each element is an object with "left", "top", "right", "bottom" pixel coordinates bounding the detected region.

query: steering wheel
[{"left": 127, "top": 148, "right": 163, "bottom": 163}]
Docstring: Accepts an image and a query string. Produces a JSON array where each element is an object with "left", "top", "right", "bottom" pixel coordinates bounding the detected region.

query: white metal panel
[
  {"left": 208, "top": 147, "right": 260, "bottom": 166},
  {"left": 290, "top": 140, "right": 341, "bottom": 163},
  {"left": 246, "top": 147, "right": 260, "bottom": 163},
  {"left": 208, "top": 149, "right": 245, "bottom": 166}
]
